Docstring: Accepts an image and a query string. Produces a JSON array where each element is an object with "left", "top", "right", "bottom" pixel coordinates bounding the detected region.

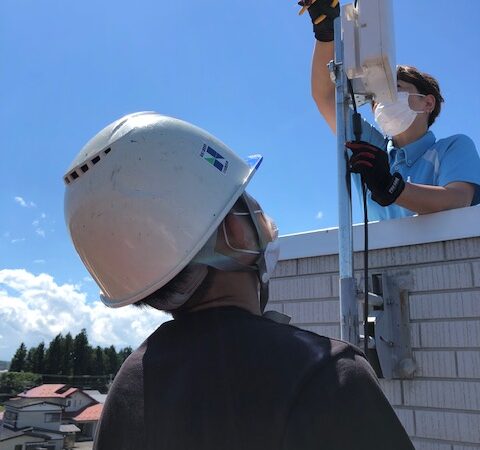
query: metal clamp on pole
[{"left": 360, "top": 272, "right": 416, "bottom": 379}]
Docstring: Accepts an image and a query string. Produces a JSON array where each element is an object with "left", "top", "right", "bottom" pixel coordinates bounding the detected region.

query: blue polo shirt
[{"left": 352, "top": 131, "right": 480, "bottom": 221}]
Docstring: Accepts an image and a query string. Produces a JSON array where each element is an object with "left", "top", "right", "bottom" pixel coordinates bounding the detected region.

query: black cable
[
  {"left": 347, "top": 78, "right": 369, "bottom": 358},
  {"left": 362, "top": 179, "right": 369, "bottom": 358}
]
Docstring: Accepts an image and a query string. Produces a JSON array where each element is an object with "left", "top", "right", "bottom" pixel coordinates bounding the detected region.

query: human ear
[{"left": 424, "top": 94, "right": 436, "bottom": 114}]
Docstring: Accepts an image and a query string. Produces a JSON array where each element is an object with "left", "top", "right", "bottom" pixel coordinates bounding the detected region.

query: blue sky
[{"left": 1, "top": 0, "right": 479, "bottom": 360}]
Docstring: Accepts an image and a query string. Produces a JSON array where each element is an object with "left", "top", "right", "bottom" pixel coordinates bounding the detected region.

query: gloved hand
[
  {"left": 346, "top": 141, "right": 406, "bottom": 207},
  {"left": 298, "top": 0, "right": 340, "bottom": 42}
]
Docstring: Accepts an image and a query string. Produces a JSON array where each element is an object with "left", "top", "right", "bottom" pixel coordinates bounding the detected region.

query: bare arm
[
  {"left": 311, "top": 40, "right": 336, "bottom": 133},
  {"left": 395, "top": 181, "right": 475, "bottom": 214}
]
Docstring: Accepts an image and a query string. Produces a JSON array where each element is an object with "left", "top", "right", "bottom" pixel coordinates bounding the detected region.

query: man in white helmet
[{"left": 64, "top": 112, "right": 413, "bottom": 449}]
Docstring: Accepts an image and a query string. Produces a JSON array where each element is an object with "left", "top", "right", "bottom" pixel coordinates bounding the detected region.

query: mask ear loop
[
  {"left": 222, "top": 220, "right": 261, "bottom": 255},
  {"left": 241, "top": 193, "right": 273, "bottom": 313}
]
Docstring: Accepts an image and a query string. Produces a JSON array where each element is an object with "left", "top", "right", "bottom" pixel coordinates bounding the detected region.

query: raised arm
[
  {"left": 311, "top": 41, "right": 336, "bottom": 132},
  {"left": 300, "top": 0, "right": 339, "bottom": 133}
]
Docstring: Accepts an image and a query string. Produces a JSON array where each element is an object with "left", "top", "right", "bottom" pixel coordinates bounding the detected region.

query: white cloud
[
  {"left": 0, "top": 269, "right": 169, "bottom": 361},
  {"left": 14, "top": 196, "right": 36, "bottom": 208},
  {"left": 33, "top": 260, "right": 46, "bottom": 264},
  {"left": 32, "top": 214, "right": 48, "bottom": 238},
  {"left": 316, "top": 211, "right": 324, "bottom": 220},
  {"left": 11, "top": 238, "right": 26, "bottom": 244}
]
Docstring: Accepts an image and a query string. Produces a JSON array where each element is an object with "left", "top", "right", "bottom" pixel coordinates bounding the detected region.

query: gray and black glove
[
  {"left": 298, "top": 0, "right": 340, "bottom": 42},
  {"left": 346, "top": 141, "right": 405, "bottom": 207}
]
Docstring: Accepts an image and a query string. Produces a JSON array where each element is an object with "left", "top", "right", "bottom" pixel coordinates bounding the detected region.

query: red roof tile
[
  {"left": 74, "top": 403, "right": 103, "bottom": 422},
  {"left": 19, "top": 384, "right": 79, "bottom": 398}
]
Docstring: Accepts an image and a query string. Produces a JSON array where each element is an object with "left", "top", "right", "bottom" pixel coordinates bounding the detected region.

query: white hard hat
[{"left": 64, "top": 112, "right": 262, "bottom": 308}]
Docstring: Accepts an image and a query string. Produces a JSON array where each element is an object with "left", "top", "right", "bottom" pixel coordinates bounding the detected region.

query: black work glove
[
  {"left": 298, "top": 0, "right": 340, "bottom": 42},
  {"left": 346, "top": 141, "right": 405, "bottom": 207}
]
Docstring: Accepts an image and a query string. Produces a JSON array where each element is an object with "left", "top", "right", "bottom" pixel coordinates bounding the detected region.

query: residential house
[
  {"left": 0, "top": 398, "right": 67, "bottom": 450},
  {"left": 0, "top": 384, "right": 104, "bottom": 449},
  {"left": 18, "top": 384, "right": 103, "bottom": 441}
]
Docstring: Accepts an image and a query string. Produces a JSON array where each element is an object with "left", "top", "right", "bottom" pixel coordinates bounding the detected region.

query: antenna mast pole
[{"left": 330, "top": 17, "right": 359, "bottom": 346}]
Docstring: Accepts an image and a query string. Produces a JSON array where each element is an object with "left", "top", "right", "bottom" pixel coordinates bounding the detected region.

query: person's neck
[
  {"left": 393, "top": 124, "right": 428, "bottom": 148},
  {"left": 174, "top": 270, "right": 261, "bottom": 317}
]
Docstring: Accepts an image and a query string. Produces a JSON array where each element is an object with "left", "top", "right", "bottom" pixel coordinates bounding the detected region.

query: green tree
[
  {"left": 22, "top": 343, "right": 46, "bottom": 374},
  {"left": 119, "top": 347, "right": 133, "bottom": 364},
  {"left": 73, "top": 329, "right": 91, "bottom": 375},
  {"left": 10, "top": 343, "right": 27, "bottom": 372},
  {"left": 63, "top": 333, "right": 74, "bottom": 376},
  {"left": 25, "top": 347, "right": 36, "bottom": 373},
  {"left": 45, "top": 334, "right": 65, "bottom": 374},
  {"left": 35, "top": 342, "right": 46, "bottom": 374},
  {"left": 0, "top": 372, "right": 41, "bottom": 395},
  {"left": 93, "top": 346, "right": 106, "bottom": 375},
  {"left": 104, "top": 345, "right": 119, "bottom": 375}
]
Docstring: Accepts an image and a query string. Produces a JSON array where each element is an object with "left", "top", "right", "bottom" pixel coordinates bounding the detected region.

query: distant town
[{"left": 0, "top": 330, "right": 129, "bottom": 450}]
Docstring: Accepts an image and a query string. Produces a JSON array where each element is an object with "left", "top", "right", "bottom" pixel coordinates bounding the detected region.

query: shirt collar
[{"left": 387, "top": 131, "right": 436, "bottom": 167}]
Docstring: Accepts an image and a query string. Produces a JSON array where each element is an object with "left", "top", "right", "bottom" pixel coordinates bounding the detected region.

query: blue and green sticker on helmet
[{"left": 200, "top": 144, "right": 229, "bottom": 174}]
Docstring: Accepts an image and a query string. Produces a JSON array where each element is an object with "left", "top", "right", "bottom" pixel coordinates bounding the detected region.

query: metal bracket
[{"left": 373, "top": 272, "right": 416, "bottom": 379}]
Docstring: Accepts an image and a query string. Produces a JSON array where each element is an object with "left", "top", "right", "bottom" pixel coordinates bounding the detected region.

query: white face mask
[{"left": 374, "top": 92, "right": 426, "bottom": 137}]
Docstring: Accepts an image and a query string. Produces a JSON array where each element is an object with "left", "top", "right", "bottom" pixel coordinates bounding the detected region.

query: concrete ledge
[{"left": 279, "top": 205, "right": 480, "bottom": 261}]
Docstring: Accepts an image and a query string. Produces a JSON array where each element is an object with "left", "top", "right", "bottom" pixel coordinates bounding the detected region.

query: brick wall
[{"left": 269, "top": 236, "right": 480, "bottom": 449}]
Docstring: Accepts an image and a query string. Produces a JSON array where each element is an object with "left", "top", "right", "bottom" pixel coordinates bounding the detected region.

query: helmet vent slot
[{"left": 64, "top": 147, "right": 113, "bottom": 185}]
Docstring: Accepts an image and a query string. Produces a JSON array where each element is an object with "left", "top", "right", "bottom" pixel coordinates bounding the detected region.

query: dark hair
[
  {"left": 396, "top": 65, "right": 444, "bottom": 127},
  {"left": 134, "top": 265, "right": 209, "bottom": 311}
]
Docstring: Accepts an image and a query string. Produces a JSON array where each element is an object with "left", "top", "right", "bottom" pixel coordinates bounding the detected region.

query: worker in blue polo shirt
[{"left": 301, "top": 0, "right": 480, "bottom": 221}]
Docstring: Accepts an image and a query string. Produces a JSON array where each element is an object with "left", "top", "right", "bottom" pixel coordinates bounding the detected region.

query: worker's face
[
  {"left": 215, "top": 194, "right": 278, "bottom": 267},
  {"left": 372, "top": 80, "right": 435, "bottom": 115}
]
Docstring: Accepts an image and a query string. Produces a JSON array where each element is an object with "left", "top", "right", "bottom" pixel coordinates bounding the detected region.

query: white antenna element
[{"left": 342, "top": 0, "right": 397, "bottom": 104}]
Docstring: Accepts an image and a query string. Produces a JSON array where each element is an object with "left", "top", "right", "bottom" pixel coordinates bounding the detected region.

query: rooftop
[
  {"left": 4, "top": 398, "right": 65, "bottom": 409},
  {"left": 74, "top": 403, "right": 103, "bottom": 422},
  {"left": 19, "top": 384, "right": 78, "bottom": 399}
]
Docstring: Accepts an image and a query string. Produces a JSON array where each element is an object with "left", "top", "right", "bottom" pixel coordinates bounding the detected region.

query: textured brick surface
[
  {"left": 297, "top": 255, "right": 338, "bottom": 275},
  {"left": 272, "top": 260, "right": 297, "bottom": 278},
  {"left": 457, "top": 351, "right": 480, "bottom": 378},
  {"left": 276, "top": 233, "right": 480, "bottom": 449},
  {"left": 420, "top": 321, "right": 480, "bottom": 348},
  {"left": 473, "top": 262, "right": 480, "bottom": 287},
  {"left": 298, "top": 324, "right": 340, "bottom": 339},
  {"left": 411, "top": 323, "right": 422, "bottom": 348},
  {"left": 411, "top": 439, "right": 453, "bottom": 450},
  {"left": 284, "top": 300, "right": 339, "bottom": 324},
  {"left": 393, "top": 408, "right": 415, "bottom": 435},
  {"left": 445, "top": 237, "right": 480, "bottom": 260},
  {"left": 410, "top": 291, "right": 480, "bottom": 320},
  {"left": 412, "top": 263, "right": 473, "bottom": 292},
  {"left": 379, "top": 379, "right": 402, "bottom": 405},
  {"left": 413, "top": 351, "right": 457, "bottom": 378},
  {"left": 269, "top": 275, "right": 331, "bottom": 301},
  {"left": 264, "top": 302, "right": 284, "bottom": 314},
  {"left": 403, "top": 380, "right": 480, "bottom": 410},
  {"left": 415, "top": 410, "right": 480, "bottom": 443},
  {"left": 357, "top": 242, "right": 446, "bottom": 269}
]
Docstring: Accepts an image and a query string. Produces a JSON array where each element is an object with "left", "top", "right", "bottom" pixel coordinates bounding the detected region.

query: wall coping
[{"left": 279, "top": 205, "right": 480, "bottom": 260}]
